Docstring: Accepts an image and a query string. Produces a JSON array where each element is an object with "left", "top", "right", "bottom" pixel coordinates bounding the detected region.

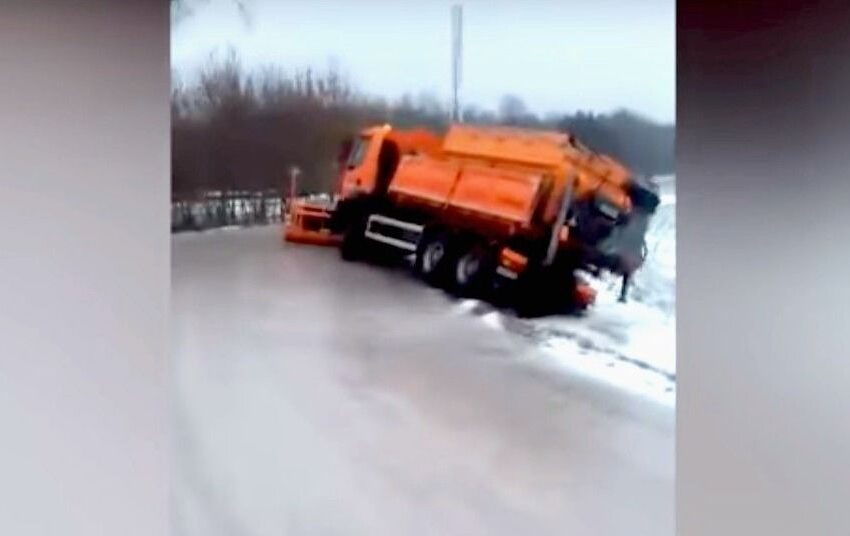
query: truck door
[{"left": 339, "top": 134, "right": 374, "bottom": 197}]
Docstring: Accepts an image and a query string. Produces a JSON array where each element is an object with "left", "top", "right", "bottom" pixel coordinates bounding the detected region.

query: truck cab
[{"left": 338, "top": 125, "right": 443, "bottom": 199}]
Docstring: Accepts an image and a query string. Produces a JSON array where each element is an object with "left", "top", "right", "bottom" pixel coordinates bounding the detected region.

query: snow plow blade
[{"left": 283, "top": 198, "right": 342, "bottom": 247}]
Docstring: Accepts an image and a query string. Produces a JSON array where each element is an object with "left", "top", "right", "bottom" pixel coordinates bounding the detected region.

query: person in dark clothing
[{"left": 618, "top": 272, "right": 631, "bottom": 303}]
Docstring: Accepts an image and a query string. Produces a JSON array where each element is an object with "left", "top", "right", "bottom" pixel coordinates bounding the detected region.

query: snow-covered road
[{"left": 171, "top": 193, "right": 675, "bottom": 535}]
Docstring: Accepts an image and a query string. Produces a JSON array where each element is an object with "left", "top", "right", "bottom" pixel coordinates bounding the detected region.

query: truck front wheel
[{"left": 340, "top": 216, "right": 367, "bottom": 261}]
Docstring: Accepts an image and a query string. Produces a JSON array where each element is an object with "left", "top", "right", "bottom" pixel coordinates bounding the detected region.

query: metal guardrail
[{"left": 171, "top": 191, "right": 284, "bottom": 232}]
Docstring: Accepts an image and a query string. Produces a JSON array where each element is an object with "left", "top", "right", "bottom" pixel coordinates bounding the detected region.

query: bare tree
[
  {"left": 498, "top": 94, "right": 528, "bottom": 125},
  {"left": 171, "top": 0, "right": 252, "bottom": 28}
]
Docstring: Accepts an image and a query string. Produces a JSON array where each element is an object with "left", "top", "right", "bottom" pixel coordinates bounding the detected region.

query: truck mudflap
[
  {"left": 574, "top": 278, "right": 597, "bottom": 308},
  {"left": 283, "top": 198, "right": 342, "bottom": 246}
]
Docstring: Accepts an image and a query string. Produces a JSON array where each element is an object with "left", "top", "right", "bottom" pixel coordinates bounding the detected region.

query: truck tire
[
  {"left": 414, "top": 231, "right": 453, "bottom": 287},
  {"left": 449, "top": 243, "right": 493, "bottom": 298},
  {"left": 340, "top": 216, "right": 367, "bottom": 261}
]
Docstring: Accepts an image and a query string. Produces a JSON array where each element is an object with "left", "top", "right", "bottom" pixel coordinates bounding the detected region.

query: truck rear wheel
[
  {"left": 449, "top": 243, "right": 493, "bottom": 297},
  {"left": 414, "top": 231, "right": 453, "bottom": 287}
]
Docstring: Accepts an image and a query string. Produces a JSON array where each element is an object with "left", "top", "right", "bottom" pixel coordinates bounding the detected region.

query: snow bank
[
  {"left": 538, "top": 175, "right": 676, "bottom": 377},
  {"left": 456, "top": 175, "right": 676, "bottom": 403}
]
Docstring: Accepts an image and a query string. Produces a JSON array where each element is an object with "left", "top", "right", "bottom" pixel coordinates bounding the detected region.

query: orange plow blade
[{"left": 283, "top": 198, "right": 342, "bottom": 247}]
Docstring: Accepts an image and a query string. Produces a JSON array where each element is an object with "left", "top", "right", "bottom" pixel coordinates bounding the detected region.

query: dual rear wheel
[
  {"left": 346, "top": 219, "right": 584, "bottom": 317},
  {"left": 414, "top": 231, "right": 493, "bottom": 297}
]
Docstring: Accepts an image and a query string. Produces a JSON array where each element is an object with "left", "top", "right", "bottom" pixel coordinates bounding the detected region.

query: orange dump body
[
  {"left": 388, "top": 156, "right": 546, "bottom": 236},
  {"left": 388, "top": 128, "right": 444, "bottom": 157},
  {"left": 382, "top": 124, "right": 634, "bottom": 239}
]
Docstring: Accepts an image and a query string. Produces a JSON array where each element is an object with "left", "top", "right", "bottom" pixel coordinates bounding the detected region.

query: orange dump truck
[{"left": 291, "top": 122, "right": 660, "bottom": 316}]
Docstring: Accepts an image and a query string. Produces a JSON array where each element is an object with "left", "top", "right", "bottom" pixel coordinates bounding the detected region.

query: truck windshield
[{"left": 346, "top": 136, "right": 370, "bottom": 168}]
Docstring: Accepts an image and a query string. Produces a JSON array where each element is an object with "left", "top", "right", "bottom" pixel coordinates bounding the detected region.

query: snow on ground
[
  {"left": 454, "top": 175, "right": 676, "bottom": 405},
  {"left": 542, "top": 176, "right": 675, "bottom": 373}
]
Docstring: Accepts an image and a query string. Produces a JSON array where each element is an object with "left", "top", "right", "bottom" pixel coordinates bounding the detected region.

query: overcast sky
[{"left": 171, "top": 0, "right": 675, "bottom": 123}]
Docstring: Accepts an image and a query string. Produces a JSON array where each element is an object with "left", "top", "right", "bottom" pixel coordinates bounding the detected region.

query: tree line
[{"left": 171, "top": 51, "right": 674, "bottom": 201}]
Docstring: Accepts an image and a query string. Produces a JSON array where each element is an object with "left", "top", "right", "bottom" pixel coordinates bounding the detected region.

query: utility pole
[
  {"left": 451, "top": 4, "right": 463, "bottom": 123},
  {"left": 285, "top": 165, "right": 300, "bottom": 220}
]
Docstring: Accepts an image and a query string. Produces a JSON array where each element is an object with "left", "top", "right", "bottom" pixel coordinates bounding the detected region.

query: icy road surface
[{"left": 171, "top": 194, "right": 675, "bottom": 535}]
